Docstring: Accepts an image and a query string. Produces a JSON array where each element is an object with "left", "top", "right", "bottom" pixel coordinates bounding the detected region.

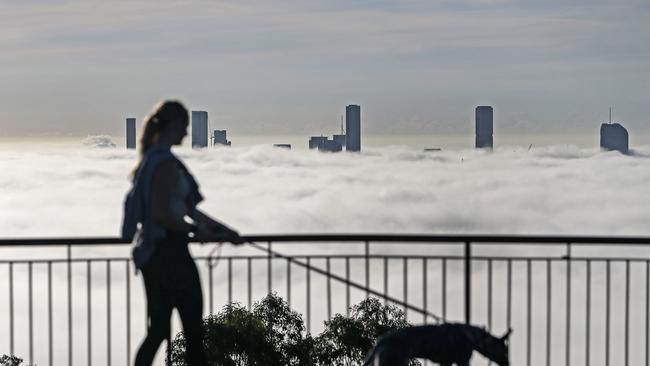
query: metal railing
[{"left": 1, "top": 234, "right": 650, "bottom": 366}]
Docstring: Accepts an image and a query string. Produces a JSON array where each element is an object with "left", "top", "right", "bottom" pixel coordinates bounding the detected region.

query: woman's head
[
  {"left": 140, "top": 100, "right": 189, "bottom": 153},
  {"left": 131, "top": 100, "right": 189, "bottom": 179}
]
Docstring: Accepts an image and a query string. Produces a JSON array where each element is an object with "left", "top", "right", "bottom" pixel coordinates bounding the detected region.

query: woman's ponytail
[
  {"left": 139, "top": 114, "right": 162, "bottom": 157},
  {"left": 130, "top": 100, "right": 188, "bottom": 180}
]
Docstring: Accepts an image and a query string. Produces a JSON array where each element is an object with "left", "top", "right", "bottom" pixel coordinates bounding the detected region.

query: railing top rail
[{"left": 0, "top": 234, "right": 649, "bottom": 246}]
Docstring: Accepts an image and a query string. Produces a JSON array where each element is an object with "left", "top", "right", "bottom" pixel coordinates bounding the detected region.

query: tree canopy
[{"left": 170, "top": 294, "right": 420, "bottom": 366}]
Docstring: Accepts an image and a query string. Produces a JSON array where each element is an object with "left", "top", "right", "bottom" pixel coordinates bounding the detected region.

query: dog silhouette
[{"left": 362, "top": 323, "right": 511, "bottom": 366}]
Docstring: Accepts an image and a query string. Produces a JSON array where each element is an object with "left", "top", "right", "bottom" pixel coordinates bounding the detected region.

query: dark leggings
[{"left": 135, "top": 234, "right": 206, "bottom": 366}]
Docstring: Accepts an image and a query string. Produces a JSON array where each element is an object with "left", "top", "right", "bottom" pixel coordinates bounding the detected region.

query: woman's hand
[{"left": 222, "top": 227, "right": 245, "bottom": 245}]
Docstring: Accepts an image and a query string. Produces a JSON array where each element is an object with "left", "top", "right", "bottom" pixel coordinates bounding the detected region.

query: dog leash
[
  {"left": 206, "top": 241, "right": 224, "bottom": 269},
  {"left": 246, "top": 240, "right": 444, "bottom": 323}
]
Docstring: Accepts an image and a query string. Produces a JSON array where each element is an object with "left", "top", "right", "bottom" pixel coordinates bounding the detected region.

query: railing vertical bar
[
  {"left": 464, "top": 241, "right": 471, "bottom": 324},
  {"left": 9, "top": 261, "right": 14, "bottom": 356},
  {"left": 507, "top": 259, "right": 512, "bottom": 330},
  {"left": 423, "top": 258, "right": 427, "bottom": 324},
  {"left": 442, "top": 258, "right": 447, "bottom": 321},
  {"left": 208, "top": 258, "right": 213, "bottom": 313},
  {"left": 247, "top": 258, "right": 252, "bottom": 310},
  {"left": 87, "top": 261, "right": 92, "bottom": 366},
  {"left": 268, "top": 241, "right": 272, "bottom": 294},
  {"left": 326, "top": 257, "right": 332, "bottom": 320},
  {"left": 126, "top": 260, "right": 131, "bottom": 365},
  {"left": 287, "top": 259, "right": 291, "bottom": 307},
  {"left": 606, "top": 260, "right": 611, "bottom": 366},
  {"left": 107, "top": 260, "right": 111, "bottom": 366},
  {"left": 48, "top": 261, "right": 53, "bottom": 366},
  {"left": 507, "top": 258, "right": 512, "bottom": 364},
  {"left": 546, "top": 259, "right": 551, "bottom": 366},
  {"left": 306, "top": 257, "right": 311, "bottom": 332},
  {"left": 365, "top": 241, "right": 370, "bottom": 297},
  {"left": 625, "top": 260, "right": 630, "bottom": 366},
  {"left": 346, "top": 257, "right": 350, "bottom": 316},
  {"left": 566, "top": 244, "right": 571, "bottom": 366},
  {"left": 67, "top": 244, "right": 72, "bottom": 366},
  {"left": 28, "top": 262, "right": 33, "bottom": 365},
  {"left": 527, "top": 259, "right": 531, "bottom": 366},
  {"left": 228, "top": 258, "right": 232, "bottom": 304},
  {"left": 488, "top": 259, "right": 493, "bottom": 366},
  {"left": 402, "top": 257, "right": 409, "bottom": 319},
  {"left": 488, "top": 259, "right": 492, "bottom": 331},
  {"left": 383, "top": 257, "right": 388, "bottom": 305},
  {"left": 586, "top": 260, "right": 591, "bottom": 366}
]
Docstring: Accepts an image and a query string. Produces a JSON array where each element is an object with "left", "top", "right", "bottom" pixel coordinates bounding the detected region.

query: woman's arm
[
  {"left": 190, "top": 209, "right": 243, "bottom": 244},
  {"left": 191, "top": 209, "right": 227, "bottom": 230}
]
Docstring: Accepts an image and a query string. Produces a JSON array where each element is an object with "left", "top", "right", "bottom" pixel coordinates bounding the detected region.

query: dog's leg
[{"left": 376, "top": 350, "right": 408, "bottom": 366}]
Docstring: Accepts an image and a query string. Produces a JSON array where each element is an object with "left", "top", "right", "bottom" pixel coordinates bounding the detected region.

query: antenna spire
[
  {"left": 341, "top": 115, "right": 344, "bottom": 134},
  {"left": 609, "top": 106, "right": 612, "bottom": 124}
]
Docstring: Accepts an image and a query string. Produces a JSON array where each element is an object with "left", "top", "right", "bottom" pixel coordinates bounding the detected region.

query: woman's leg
[
  {"left": 135, "top": 270, "right": 173, "bottom": 366},
  {"left": 176, "top": 262, "right": 206, "bottom": 366}
]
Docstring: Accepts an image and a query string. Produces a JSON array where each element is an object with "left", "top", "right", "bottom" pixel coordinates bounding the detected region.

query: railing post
[
  {"left": 464, "top": 241, "right": 471, "bottom": 324},
  {"left": 9, "top": 261, "right": 14, "bottom": 357},
  {"left": 365, "top": 240, "right": 370, "bottom": 297},
  {"left": 67, "top": 244, "right": 73, "bottom": 366},
  {"left": 268, "top": 241, "right": 272, "bottom": 294},
  {"left": 566, "top": 242, "right": 572, "bottom": 366}
]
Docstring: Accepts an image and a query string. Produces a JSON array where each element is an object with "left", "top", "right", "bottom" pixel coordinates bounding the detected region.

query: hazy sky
[{"left": 1, "top": 0, "right": 648, "bottom": 137}]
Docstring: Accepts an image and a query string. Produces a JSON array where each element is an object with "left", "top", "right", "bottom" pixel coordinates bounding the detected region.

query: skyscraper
[
  {"left": 345, "top": 105, "right": 361, "bottom": 152},
  {"left": 332, "top": 134, "right": 346, "bottom": 148},
  {"left": 192, "top": 111, "right": 208, "bottom": 148},
  {"left": 319, "top": 139, "right": 343, "bottom": 152},
  {"left": 309, "top": 136, "right": 328, "bottom": 149},
  {"left": 600, "top": 123, "right": 629, "bottom": 154},
  {"left": 213, "top": 130, "right": 231, "bottom": 146},
  {"left": 126, "top": 118, "right": 136, "bottom": 149},
  {"left": 475, "top": 106, "right": 493, "bottom": 149}
]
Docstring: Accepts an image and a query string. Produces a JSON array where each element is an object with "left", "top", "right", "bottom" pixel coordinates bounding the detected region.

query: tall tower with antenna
[
  {"left": 600, "top": 107, "right": 629, "bottom": 154},
  {"left": 333, "top": 114, "right": 346, "bottom": 148}
]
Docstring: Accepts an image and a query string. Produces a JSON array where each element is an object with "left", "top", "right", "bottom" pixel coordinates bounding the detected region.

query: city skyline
[{"left": 116, "top": 103, "right": 643, "bottom": 151}]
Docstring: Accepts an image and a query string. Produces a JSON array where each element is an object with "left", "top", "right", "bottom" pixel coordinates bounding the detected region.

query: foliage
[
  {"left": 0, "top": 355, "right": 23, "bottom": 366},
  {"left": 314, "top": 298, "right": 420, "bottom": 366},
  {"left": 170, "top": 295, "right": 416, "bottom": 366},
  {"left": 251, "top": 293, "right": 316, "bottom": 365},
  {"left": 170, "top": 293, "right": 315, "bottom": 366}
]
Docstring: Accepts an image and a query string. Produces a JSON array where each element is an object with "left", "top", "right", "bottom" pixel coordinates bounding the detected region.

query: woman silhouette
[{"left": 124, "top": 100, "right": 242, "bottom": 366}]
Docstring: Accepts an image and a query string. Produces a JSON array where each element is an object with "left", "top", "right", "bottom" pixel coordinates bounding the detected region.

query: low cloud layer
[{"left": 1, "top": 143, "right": 649, "bottom": 237}]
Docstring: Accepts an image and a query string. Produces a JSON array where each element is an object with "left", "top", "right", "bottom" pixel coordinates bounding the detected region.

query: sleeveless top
[
  {"left": 150, "top": 166, "right": 193, "bottom": 242},
  {"left": 122, "top": 144, "right": 203, "bottom": 270}
]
